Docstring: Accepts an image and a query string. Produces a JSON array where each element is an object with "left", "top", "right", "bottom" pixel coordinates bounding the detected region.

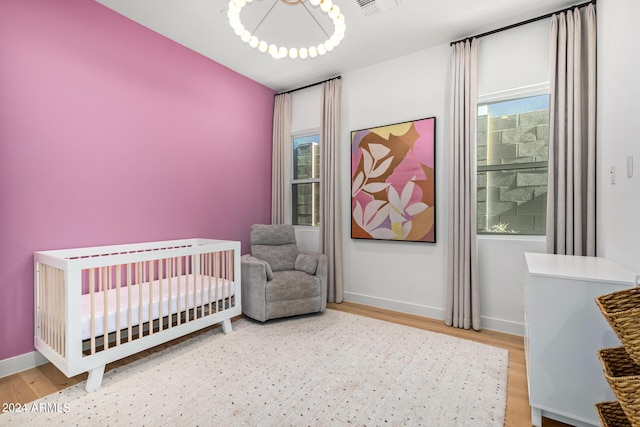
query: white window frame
[
  {"left": 478, "top": 82, "right": 549, "bottom": 105},
  {"left": 289, "top": 128, "right": 321, "bottom": 227}
]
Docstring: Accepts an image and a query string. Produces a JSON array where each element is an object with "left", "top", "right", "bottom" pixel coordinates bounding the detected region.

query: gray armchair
[{"left": 241, "top": 224, "right": 327, "bottom": 322}]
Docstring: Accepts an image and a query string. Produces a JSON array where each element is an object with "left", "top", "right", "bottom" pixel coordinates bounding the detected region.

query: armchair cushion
[
  {"left": 266, "top": 271, "right": 321, "bottom": 303},
  {"left": 295, "top": 253, "right": 319, "bottom": 275},
  {"left": 252, "top": 244, "right": 298, "bottom": 272},
  {"left": 250, "top": 224, "right": 298, "bottom": 271}
]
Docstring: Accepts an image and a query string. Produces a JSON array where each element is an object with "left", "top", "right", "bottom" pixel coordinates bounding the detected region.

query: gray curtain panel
[
  {"left": 546, "top": 4, "right": 596, "bottom": 256},
  {"left": 445, "top": 39, "right": 480, "bottom": 331},
  {"left": 271, "top": 93, "right": 291, "bottom": 225},
  {"left": 320, "top": 78, "right": 344, "bottom": 303}
]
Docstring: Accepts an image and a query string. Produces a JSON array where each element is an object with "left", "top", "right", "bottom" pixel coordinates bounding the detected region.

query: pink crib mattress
[{"left": 81, "top": 274, "right": 235, "bottom": 340}]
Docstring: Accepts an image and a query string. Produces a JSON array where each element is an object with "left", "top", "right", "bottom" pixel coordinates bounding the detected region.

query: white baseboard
[
  {"left": 480, "top": 316, "right": 524, "bottom": 336},
  {"left": 343, "top": 291, "right": 524, "bottom": 336},
  {"left": 0, "top": 351, "right": 49, "bottom": 379},
  {"left": 343, "top": 291, "right": 445, "bottom": 320}
]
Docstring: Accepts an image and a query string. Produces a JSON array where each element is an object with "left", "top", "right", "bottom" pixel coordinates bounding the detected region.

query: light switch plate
[{"left": 610, "top": 165, "right": 616, "bottom": 185}]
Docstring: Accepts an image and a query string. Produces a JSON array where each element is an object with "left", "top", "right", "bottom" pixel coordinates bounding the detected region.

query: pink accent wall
[{"left": 0, "top": 1, "right": 274, "bottom": 361}]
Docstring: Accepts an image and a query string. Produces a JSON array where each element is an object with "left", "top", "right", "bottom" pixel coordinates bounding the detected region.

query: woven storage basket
[
  {"left": 596, "top": 288, "right": 640, "bottom": 364},
  {"left": 598, "top": 347, "right": 640, "bottom": 425},
  {"left": 596, "top": 401, "right": 632, "bottom": 427}
]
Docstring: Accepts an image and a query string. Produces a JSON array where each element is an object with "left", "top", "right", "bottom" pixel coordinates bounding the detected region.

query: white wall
[
  {"left": 596, "top": 0, "right": 640, "bottom": 274},
  {"left": 341, "top": 45, "right": 450, "bottom": 320},
  {"left": 478, "top": 18, "right": 549, "bottom": 96},
  {"left": 478, "top": 236, "right": 544, "bottom": 332},
  {"left": 291, "top": 85, "right": 322, "bottom": 132}
]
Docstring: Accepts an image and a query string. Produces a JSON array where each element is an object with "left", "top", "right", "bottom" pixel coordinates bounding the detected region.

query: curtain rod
[
  {"left": 450, "top": 0, "right": 596, "bottom": 46},
  {"left": 277, "top": 76, "right": 342, "bottom": 95}
]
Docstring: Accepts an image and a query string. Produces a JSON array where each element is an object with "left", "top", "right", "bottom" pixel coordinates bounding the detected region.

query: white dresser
[{"left": 524, "top": 253, "right": 638, "bottom": 427}]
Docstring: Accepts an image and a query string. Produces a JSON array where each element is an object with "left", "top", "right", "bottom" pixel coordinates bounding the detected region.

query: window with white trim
[
  {"left": 477, "top": 92, "right": 550, "bottom": 235},
  {"left": 292, "top": 132, "right": 320, "bottom": 226}
]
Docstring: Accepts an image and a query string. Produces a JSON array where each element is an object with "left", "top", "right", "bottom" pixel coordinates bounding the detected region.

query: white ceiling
[{"left": 95, "top": 0, "right": 579, "bottom": 92}]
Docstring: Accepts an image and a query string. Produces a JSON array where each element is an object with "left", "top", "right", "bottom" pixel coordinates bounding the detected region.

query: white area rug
[{"left": 2, "top": 310, "right": 508, "bottom": 426}]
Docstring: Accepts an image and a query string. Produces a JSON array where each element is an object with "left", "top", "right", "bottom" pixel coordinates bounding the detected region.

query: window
[
  {"left": 477, "top": 94, "right": 550, "bottom": 235},
  {"left": 292, "top": 133, "right": 320, "bottom": 226}
]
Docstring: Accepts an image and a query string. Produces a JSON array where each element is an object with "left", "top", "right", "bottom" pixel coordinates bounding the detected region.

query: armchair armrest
[
  {"left": 299, "top": 251, "right": 328, "bottom": 312},
  {"left": 240, "top": 254, "right": 271, "bottom": 322}
]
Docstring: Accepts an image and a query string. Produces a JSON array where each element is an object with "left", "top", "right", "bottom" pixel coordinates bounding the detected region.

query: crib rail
[
  {"left": 34, "top": 238, "right": 241, "bottom": 384},
  {"left": 83, "top": 250, "right": 235, "bottom": 355}
]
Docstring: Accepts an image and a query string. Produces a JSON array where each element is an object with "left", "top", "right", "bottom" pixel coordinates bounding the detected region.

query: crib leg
[
  {"left": 85, "top": 365, "right": 106, "bottom": 392},
  {"left": 221, "top": 318, "right": 232, "bottom": 334}
]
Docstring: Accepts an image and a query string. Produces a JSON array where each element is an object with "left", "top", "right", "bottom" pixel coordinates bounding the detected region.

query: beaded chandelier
[{"left": 227, "top": 0, "right": 346, "bottom": 59}]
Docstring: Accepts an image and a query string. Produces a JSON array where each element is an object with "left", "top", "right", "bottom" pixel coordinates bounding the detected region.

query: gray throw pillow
[{"left": 295, "top": 253, "right": 318, "bottom": 275}]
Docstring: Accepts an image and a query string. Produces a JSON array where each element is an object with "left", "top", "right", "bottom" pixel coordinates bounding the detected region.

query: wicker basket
[
  {"left": 596, "top": 288, "right": 640, "bottom": 364},
  {"left": 598, "top": 347, "right": 640, "bottom": 425},
  {"left": 596, "top": 401, "right": 632, "bottom": 427}
]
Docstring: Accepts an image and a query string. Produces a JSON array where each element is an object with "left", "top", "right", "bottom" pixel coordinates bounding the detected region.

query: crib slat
[
  {"left": 230, "top": 250, "right": 234, "bottom": 308},
  {"left": 137, "top": 262, "right": 143, "bottom": 338},
  {"left": 204, "top": 252, "right": 214, "bottom": 314},
  {"left": 37, "top": 264, "right": 42, "bottom": 342},
  {"left": 127, "top": 263, "right": 132, "bottom": 343},
  {"left": 54, "top": 266, "right": 58, "bottom": 347},
  {"left": 56, "top": 267, "right": 61, "bottom": 356},
  {"left": 63, "top": 267, "right": 67, "bottom": 356},
  {"left": 184, "top": 256, "right": 190, "bottom": 323},
  {"left": 36, "top": 264, "right": 41, "bottom": 342},
  {"left": 192, "top": 256, "right": 197, "bottom": 320},
  {"left": 200, "top": 254, "right": 205, "bottom": 317},
  {"left": 223, "top": 250, "right": 227, "bottom": 309},
  {"left": 89, "top": 268, "right": 96, "bottom": 355},
  {"left": 176, "top": 257, "right": 181, "bottom": 326},
  {"left": 158, "top": 259, "right": 163, "bottom": 332},
  {"left": 45, "top": 266, "right": 51, "bottom": 350},
  {"left": 48, "top": 265, "right": 53, "bottom": 352},
  {"left": 190, "top": 256, "right": 196, "bottom": 320},
  {"left": 115, "top": 264, "right": 121, "bottom": 346},
  {"left": 168, "top": 257, "right": 173, "bottom": 329},
  {"left": 103, "top": 266, "right": 109, "bottom": 351},
  {"left": 47, "top": 267, "right": 55, "bottom": 347},
  {"left": 59, "top": 267, "right": 66, "bottom": 357},
  {"left": 148, "top": 260, "right": 154, "bottom": 336},
  {"left": 45, "top": 265, "right": 50, "bottom": 345},
  {"left": 54, "top": 267, "right": 60, "bottom": 355},
  {"left": 224, "top": 250, "right": 228, "bottom": 309},
  {"left": 215, "top": 252, "right": 220, "bottom": 313},
  {"left": 224, "top": 250, "right": 229, "bottom": 308},
  {"left": 48, "top": 266, "right": 53, "bottom": 352},
  {"left": 41, "top": 265, "right": 47, "bottom": 349}
]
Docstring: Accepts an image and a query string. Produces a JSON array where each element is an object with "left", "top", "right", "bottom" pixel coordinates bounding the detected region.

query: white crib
[{"left": 34, "top": 238, "right": 241, "bottom": 392}]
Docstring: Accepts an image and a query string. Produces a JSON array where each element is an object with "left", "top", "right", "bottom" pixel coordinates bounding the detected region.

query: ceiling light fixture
[{"left": 227, "top": 0, "right": 346, "bottom": 59}]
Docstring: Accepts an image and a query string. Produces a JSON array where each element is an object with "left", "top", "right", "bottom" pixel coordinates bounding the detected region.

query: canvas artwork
[{"left": 351, "top": 117, "right": 436, "bottom": 242}]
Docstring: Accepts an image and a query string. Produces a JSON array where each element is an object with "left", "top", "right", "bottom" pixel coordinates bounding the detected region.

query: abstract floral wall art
[{"left": 351, "top": 117, "right": 436, "bottom": 242}]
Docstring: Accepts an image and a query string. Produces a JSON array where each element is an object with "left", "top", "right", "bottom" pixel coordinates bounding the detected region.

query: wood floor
[{"left": 0, "top": 302, "right": 568, "bottom": 426}]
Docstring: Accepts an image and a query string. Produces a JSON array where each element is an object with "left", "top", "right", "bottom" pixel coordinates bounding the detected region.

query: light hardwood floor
[{"left": 1, "top": 302, "right": 567, "bottom": 426}]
